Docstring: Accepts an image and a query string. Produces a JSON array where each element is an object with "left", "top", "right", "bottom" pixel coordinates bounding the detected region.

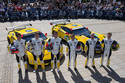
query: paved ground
[{"left": 0, "top": 19, "right": 125, "bottom": 83}]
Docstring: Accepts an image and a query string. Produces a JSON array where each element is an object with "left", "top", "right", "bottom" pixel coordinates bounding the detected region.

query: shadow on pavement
[
  {"left": 69, "top": 68, "right": 91, "bottom": 83},
  {"left": 18, "top": 70, "right": 32, "bottom": 83},
  {"left": 53, "top": 70, "right": 68, "bottom": 83},
  {"left": 36, "top": 72, "right": 49, "bottom": 83},
  {"left": 87, "top": 67, "right": 112, "bottom": 83},
  {"left": 102, "top": 66, "right": 125, "bottom": 83},
  {"left": 83, "top": 54, "right": 101, "bottom": 58}
]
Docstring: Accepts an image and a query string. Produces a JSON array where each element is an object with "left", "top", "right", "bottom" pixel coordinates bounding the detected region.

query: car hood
[
  {"left": 75, "top": 35, "right": 89, "bottom": 44},
  {"left": 75, "top": 32, "right": 105, "bottom": 44},
  {"left": 92, "top": 32, "right": 105, "bottom": 41}
]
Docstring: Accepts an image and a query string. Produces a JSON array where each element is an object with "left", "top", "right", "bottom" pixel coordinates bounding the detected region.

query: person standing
[
  {"left": 66, "top": 34, "right": 80, "bottom": 70},
  {"left": 85, "top": 33, "right": 98, "bottom": 68},
  {"left": 13, "top": 33, "right": 27, "bottom": 71},
  {"left": 30, "top": 32, "right": 45, "bottom": 72},
  {"left": 49, "top": 31, "right": 63, "bottom": 72},
  {"left": 101, "top": 32, "right": 114, "bottom": 66}
]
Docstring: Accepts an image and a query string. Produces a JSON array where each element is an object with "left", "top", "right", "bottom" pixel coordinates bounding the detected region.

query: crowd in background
[{"left": 0, "top": 0, "right": 125, "bottom": 22}]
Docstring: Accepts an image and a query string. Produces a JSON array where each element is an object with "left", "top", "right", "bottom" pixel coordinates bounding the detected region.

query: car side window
[
  {"left": 61, "top": 27, "right": 72, "bottom": 34},
  {"left": 15, "top": 32, "right": 18, "bottom": 37},
  {"left": 12, "top": 33, "right": 14, "bottom": 36}
]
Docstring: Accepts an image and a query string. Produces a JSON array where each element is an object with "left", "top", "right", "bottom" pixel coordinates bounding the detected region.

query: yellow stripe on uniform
[
  {"left": 25, "top": 63, "right": 28, "bottom": 70},
  {"left": 57, "top": 60, "right": 60, "bottom": 69},
  {"left": 85, "top": 58, "right": 88, "bottom": 67},
  {"left": 18, "top": 64, "right": 21, "bottom": 69},
  {"left": 41, "top": 61, "right": 45, "bottom": 70}
]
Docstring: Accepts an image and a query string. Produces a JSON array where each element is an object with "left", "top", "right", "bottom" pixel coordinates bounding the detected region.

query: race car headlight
[{"left": 103, "top": 35, "right": 106, "bottom": 38}]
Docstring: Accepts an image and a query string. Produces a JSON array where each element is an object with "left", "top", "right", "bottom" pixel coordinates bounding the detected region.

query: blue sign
[
  {"left": 26, "top": 30, "right": 32, "bottom": 32},
  {"left": 94, "top": 33, "right": 98, "bottom": 37},
  {"left": 72, "top": 25, "right": 77, "bottom": 26}
]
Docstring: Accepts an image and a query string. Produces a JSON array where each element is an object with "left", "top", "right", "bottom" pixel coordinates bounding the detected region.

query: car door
[{"left": 58, "top": 26, "right": 66, "bottom": 39}]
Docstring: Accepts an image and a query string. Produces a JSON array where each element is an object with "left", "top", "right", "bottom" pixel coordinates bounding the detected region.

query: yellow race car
[
  {"left": 6, "top": 24, "right": 63, "bottom": 66},
  {"left": 51, "top": 20, "right": 105, "bottom": 55}
]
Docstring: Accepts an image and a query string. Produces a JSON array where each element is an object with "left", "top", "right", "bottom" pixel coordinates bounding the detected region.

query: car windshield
[
  {"left": 72, "top": 27, "right": 91, "bottom": 38},
  {"left": 22, "top": 32, "right": 47, "bottom": 41}
]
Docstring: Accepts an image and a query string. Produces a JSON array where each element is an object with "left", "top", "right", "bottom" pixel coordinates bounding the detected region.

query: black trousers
[{"left": 16, "top": 54, "right": 26, "bottom": 63}]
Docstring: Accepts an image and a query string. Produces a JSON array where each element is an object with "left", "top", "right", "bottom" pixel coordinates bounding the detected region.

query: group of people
[
  {"left": 66, "top": 32, "right": 114, "bottom": 70},
  {"left": 12, "top": 31, "right": 63, "bottom": 72},
  {"left": 11, "top": 30, "right": 116, "bottom": 73},
  {"left": 0, "top": 0, "right": 125, "bottom": 22}
]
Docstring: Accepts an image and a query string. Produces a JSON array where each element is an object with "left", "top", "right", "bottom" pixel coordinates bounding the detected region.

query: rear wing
[
  {"left": 6, "top": 24, "right": 32, "bottom": 31},
  {"left": 50, "top": 19, "right": 70, "bottom": 25}
]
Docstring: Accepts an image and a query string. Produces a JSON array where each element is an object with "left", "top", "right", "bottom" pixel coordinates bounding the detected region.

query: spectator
[{"left": 0, "top": 0, "right": 124, "bottom": 22}]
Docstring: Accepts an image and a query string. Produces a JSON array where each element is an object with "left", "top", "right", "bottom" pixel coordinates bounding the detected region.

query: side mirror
[
  {"left": 29, "top": 24, "right": 32, "bottom": 26},
  {"left": 45, "top": 33, "right": 47, "bottom": 36},
  {"left": 50, "top": 23, "right": 53, "bottom": 25},
  {"left": 6, "top": 28, "right": 8, "bottom": 31}
]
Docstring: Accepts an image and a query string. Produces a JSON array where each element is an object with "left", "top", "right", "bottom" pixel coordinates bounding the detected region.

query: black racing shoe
[
  {"left": 18, "top": 68, "right": 22, "bottom": 73},
  {"left": 100, "top": 64, "right": 104, "bottom": 67},
  {"left": 85, "top": 66, "right": 88, "bottom": 68},
  {"left": 106, "top": 64, "right": 110, "bottom": 67},
  {"left": 74, "top": 67, "right": 77, "bottom": 71},
  {"left": 92, "top": 65, "right": 96, "bottom": 69},
  {"left": 68, "top": 67, "right": 71, "bottom": 71}
]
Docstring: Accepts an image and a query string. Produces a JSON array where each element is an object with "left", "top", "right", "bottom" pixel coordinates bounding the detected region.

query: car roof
[
  {"left": 14, "top": 28, "right": 39, "bottom": 35},
  {"left": 59, "top": 23, "right": 84, "bottom": 29}
]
